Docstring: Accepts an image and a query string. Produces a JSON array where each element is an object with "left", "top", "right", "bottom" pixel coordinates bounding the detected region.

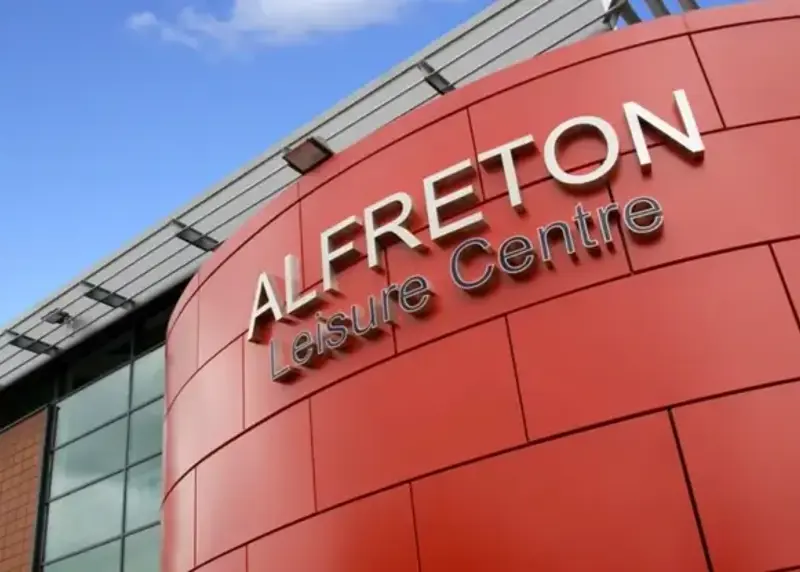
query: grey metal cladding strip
[
  {"left": 644, "top": 0, "right": 671, "bottom": 18},
  {"left": 0, "top": 0, "right": 614, "bottom": 387},
  {"left": 0, "top": 0, "right": 565, "bottom": 347},
  {"left": 0, "top": 3, "right": 615, "bottom": 386},
  {"left": 606, "top": 0, "right": 642, "bottom": 24},
  {"left": 619, "top": 2, "right": 643, "bottom": 24},
  {"left": 0, "top": 0, "right": 566, "bottom": 341},
  {"left": 449, "top": 0, "right": 609, "bottom": 85}
]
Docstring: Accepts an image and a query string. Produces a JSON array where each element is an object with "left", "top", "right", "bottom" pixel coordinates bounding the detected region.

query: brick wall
[{"left": 0, "top": 412, "right": 46, "bottom": 572}]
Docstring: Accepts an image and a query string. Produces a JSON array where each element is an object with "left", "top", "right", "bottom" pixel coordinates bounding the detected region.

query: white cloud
[
  {"left": 126, "top": 11, "right": 159, "bottom": 31},
  {"left": 126, "top": 0, "right": 437, "bottom": 51},
  {"left": 126, "top": 10, "right": 200, "bottom": 48}
]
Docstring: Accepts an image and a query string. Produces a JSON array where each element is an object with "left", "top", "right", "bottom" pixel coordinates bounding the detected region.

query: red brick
[{"left": 0, "top": 413, "right": 45, "bottom": 572}]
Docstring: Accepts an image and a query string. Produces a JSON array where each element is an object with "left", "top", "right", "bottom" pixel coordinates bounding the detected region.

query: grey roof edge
[
  {"left": 203, "top": 0, "right": 531, "bottom": 186},
  {"left": 0, "top": 0, "right": 564, "bottom": 336},
  {"left": 1, "top": 0, "right": 643, "bottom": 390}
]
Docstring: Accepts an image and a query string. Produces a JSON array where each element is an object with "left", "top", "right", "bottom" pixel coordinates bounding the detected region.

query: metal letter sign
[{"left": 248, "top": 89, "right": 701, "bottom": 382}]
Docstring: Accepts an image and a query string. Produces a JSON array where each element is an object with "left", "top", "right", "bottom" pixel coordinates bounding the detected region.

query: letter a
[{"left": 247, "top": 272, "right": 285, "bottom": 342}]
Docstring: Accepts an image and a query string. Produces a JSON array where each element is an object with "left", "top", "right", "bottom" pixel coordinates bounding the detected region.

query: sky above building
[{"left": 0, "top": 0, "right": 746, "bottom": 327}]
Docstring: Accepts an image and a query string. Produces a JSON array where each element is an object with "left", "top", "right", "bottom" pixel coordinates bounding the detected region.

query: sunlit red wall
[{"left": 164, "top": 2, "right": 800, "bottom": 570}]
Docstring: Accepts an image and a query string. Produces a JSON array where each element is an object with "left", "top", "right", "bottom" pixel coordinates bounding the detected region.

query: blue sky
[{"left": 0, "top": 0, "right": 743, "bottom": 327}]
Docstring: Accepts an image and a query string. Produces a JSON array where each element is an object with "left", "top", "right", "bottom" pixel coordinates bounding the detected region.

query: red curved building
[
  {"left": 5, "top": 2, "right": 800, "bottom": 572},
  {"left": 163, "top": 2, "right": 800, "bottom": 571}
]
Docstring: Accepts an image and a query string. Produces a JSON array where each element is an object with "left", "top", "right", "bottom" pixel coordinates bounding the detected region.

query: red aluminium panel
[
  {"left": 412, "top": 414, "right": 707, "bottom": 572},
  {"left": 674, "top": 382, "right": 800, "bottom": 572},
  {"left": 164, "top": 3, "right": 800, "bottom": 571}
]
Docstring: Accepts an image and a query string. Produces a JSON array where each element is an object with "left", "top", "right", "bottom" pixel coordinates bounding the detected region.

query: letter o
[{"left": 543, "top": 116, "right": 620, "bottom": 189}]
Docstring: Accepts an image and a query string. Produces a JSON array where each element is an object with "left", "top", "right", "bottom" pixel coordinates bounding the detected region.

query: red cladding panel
[
  {"left": 247, "top": 487, "right": 418, "bottom": 572},
  {"left": 192, "top": 549, "right": 246, "bottom": 572},
  {"left": 162, "top": 472, "right": 195, "bottom": 572},
  {"left": 311, "top": 319, "right": 526, "bottom": 509},
  {"left": 692, "top": 20, "right": 800, "bottom": 127},
  {"left": 194, "top": 403, "right": 315, "bottom": 565},
  {"left": 508, "top": 247, "right": 800, "bottom": 439},
  {"left": 242, "top": 260, "right": 394, "bottom": 428},
  {"left": 772, "top": 237, "right": 800, "bottom": 310},
  {"left": 168, "top": 274, "right": 199, "bottom": 335},
  {"left": 611, "top": 121, "right": 800, "bottom": 271},
  {"left": 166, "top": 294, "right": 198, "bottom": 407},
  {"left": 299, "top": 111, "right": 480, "bottom": 288},
  {"left": 197, "top": 205, "right": 302, "bottom": 366},
  {"left": 198, "top": 184, "right": 300, "bottom": 285},
  {"left": 165, "top": 338, "right": 243, "bottom": 490},
  {"left": 387, "top": 180, "right": 628, "bottom": 352},
  {"left": 674, "top": 382, "right": 800, "bottom": 572},
  {"left": 470, "top": 37, "right": 722, "bottom": 201},
  {"left": 163, "top": 3, "right": 800, "bottom": 571},
  {"left": 412, "top": 415, "right": 707, "bottom": 572}
]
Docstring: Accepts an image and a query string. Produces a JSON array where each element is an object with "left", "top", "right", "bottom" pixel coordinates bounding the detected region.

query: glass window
[
  {"left": 126, "top": 456, "right": 162, "bottom": 531},
  {"left": 44, "top": 540, "right": 121, "bottom": 572},
  {"left": 124, "top": 526, "right": 161, "bottom": 572},
  {"left": 131, "top": 347, "right": 165, "bottom": 408},
  {"left": 56, "top": 365, "right": 130, "bottom": 445},
  {"left": 43, "top": 329, "right": 167, "bottom": 571},
  {"left": 45, "top": 473, "right": 125, "bottom": 560},
  {"left": 50, "top": 419, "right": 127, "bottom": 498},
  {"left": 128, "top": 399, "right": 163, "bottom": 464}
]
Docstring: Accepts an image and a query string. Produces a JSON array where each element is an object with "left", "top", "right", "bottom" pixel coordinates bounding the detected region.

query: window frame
[{"left": 38, "top": 339, "right": 166, "bottom": 572}]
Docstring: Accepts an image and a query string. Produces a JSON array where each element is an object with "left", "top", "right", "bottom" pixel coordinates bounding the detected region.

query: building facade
[
  {"left": 4, "top": 0, "right": 800, "bottom": 571},
  {"left": 0, "top": 291, "right": 178, "bottom": 572}
]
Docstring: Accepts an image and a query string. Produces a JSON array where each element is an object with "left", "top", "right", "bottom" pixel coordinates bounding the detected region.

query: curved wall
[{"left": 164, "top": 2, "right": 800, "bottom": 571}]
